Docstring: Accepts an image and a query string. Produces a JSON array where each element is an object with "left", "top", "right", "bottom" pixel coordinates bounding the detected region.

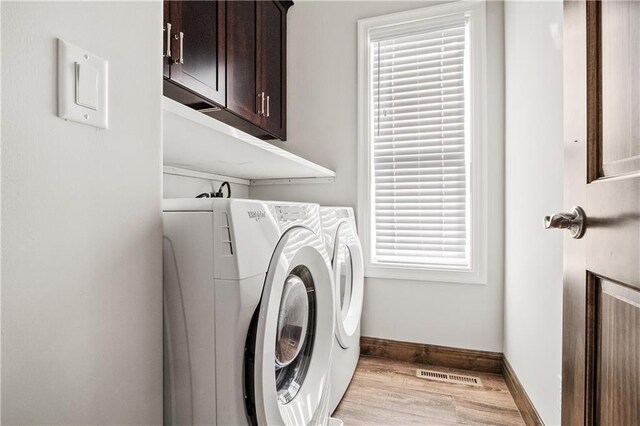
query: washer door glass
[
  {"left": 275, "top": 275, "right": 308, "bottom": 368},
  {"left": 336, "top": 243, "right": 353, "bottom": 321},
  {"left": 275, "top": 265, "right": 316, "bottom": 404}
]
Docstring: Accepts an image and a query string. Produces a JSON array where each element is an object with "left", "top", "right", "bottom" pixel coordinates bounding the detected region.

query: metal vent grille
[{"left": 415, "top": 369, "right": 482, "bottom": 387}]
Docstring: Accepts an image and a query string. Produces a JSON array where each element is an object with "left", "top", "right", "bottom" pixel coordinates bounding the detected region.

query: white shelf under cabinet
[{"left": 163, "top": 97, "right": 335, "bottom": 185}]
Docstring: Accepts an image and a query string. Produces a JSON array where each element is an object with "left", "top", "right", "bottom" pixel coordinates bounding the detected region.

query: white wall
[
  {"left": 1, "top": 2, "right": 163, "bottom": 423},
  {"left": 163, "top": 173, "right": 249, "bottom": 199},
  {"left": 503, "top": 1, "right": 564, "bottom": 424},
  {"left": 251, "top": 0, "right": 506, "bottom": 352}
]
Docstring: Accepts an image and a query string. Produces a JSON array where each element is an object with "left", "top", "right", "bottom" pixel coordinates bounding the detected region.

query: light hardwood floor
[{"left": 332, "top": 356, "right": 525, "bottom": 425}]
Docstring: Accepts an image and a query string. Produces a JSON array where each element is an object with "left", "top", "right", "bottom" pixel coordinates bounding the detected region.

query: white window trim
[{"left": 357, "top": 0, "right": 488, "bottom": 284}]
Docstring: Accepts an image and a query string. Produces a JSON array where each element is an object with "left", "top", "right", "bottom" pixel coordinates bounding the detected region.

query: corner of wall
[{"left": 502, "top": 1, "right": 564, "bottom": 424}]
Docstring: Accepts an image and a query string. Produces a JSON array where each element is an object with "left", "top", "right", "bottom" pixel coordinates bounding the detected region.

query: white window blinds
[{"left": 370, "top": 17, "right": 470, "bottom": 269}]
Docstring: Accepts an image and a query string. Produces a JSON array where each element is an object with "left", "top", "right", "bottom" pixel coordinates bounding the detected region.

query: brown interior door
[
  {"left": 562, "top": 0, "right": 640, "bottom": 424},
  {"left": 259, "top": 0, "right": 287, "bottom": 140},
  {"left": 167, "top": 1, "right": 226, "bottom": 107}
]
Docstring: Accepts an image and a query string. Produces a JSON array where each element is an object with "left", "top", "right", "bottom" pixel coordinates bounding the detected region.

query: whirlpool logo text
[{"left": 247, "top": 210, "right": 267, "bottom": 222}]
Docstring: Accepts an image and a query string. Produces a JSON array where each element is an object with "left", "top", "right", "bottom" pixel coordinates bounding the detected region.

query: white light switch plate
[{"left": 58, "top": 39, "right": 108, "bottom": 129}]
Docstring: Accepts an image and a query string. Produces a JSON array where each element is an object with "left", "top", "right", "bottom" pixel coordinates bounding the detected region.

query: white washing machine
[
  {"left": 163, "top": 198, "right": 336, "bottom": 425},
  {"left": 319, "top": 207, "right": 364, "bottom": 413}
]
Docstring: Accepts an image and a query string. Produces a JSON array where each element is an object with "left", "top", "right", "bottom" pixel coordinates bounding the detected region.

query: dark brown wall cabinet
[{"left": 163, "top": 1, "right": 292, "bottom": 141}]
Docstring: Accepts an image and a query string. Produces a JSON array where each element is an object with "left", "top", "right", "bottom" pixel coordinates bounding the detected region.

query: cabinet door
[
  {"left": 167, "top": 1, "right": 226, "bottom": 107},
  {"left": 226, "top": 1, "right": 261, "bottom": 124},
  {"left": 259, "top": 1, "right": 287, "bottom": 140},
  {"left": 163, "top": 1, "right": 171, "bottom": 79}
]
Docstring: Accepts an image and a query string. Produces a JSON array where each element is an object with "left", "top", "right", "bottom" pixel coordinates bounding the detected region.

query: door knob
[{"left": 543, "top": 206, "right": 586, "bottom": 239}]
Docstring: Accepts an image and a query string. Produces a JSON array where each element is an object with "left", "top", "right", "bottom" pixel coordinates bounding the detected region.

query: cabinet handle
[
  {"left": 260, "top": 92, "right": 265, "bottom": 115},
  {"left": 266, "top": 95, "right": 270, "bottom": 117},
  {"left": 174, "top": 32, "right": 184, "bottom": 65},
  {"left": 179, "top": 32, "right": 184, "bottom": 64},
  {"left": 164, "top": 23, "right": 172, "bottom": 57}
]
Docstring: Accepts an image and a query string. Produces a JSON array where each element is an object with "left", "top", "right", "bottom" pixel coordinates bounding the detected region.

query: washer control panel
[{"left": 275, "top": 205, "right": 309, "bottom": 222}]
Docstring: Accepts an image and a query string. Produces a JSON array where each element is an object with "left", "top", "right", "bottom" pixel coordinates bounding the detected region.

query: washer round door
[
  {"left": 246, "top": 226, "right": 335, "bottom": 426},
  {"left": 332, "top": 222, "right": 364, "bottom": 349}
]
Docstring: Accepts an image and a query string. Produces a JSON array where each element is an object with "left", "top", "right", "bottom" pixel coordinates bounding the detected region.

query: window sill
[{"left": 364, "top": 264, "right": 487, "bottom": 285}]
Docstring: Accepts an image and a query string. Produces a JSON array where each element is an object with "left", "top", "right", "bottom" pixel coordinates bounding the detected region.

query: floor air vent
[{"left": 415, "top": 369, "right": 482, "bottom": 387}]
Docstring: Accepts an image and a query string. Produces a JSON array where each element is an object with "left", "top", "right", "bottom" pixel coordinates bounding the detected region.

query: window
[{"left": 357, "top": 1, "right": 487, "bottom": 284}]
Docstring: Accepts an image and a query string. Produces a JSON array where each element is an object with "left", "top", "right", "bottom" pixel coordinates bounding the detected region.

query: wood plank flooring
[{"left": 332, "top": 356, "right": 525, "bottom": 425}]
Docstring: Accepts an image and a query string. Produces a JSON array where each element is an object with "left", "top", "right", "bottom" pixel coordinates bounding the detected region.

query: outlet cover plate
[{"left": 57, "top": 39, "right": 108, "bottom": 129}]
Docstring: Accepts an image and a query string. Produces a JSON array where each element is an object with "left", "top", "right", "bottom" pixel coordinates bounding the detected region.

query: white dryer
[
  {"left": 319, "top": 207, "right": 364, "bottom": 413},
  {"left": 163, "top": 198, "right": 336, "bottom": 425}
]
